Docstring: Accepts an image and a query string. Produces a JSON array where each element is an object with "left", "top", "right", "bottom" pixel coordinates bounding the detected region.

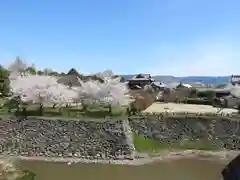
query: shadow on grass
[{"left": 1, "top": 106, "right": 125, "bottom": 119}]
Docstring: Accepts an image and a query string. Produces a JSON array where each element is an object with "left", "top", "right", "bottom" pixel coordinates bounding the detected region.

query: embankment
[
  {"left": 0, "top": 118, "right": 134, "bottom": 160},
  {"left": 129, "top": 115, "right": 240, "bottom": 150},
  {"left": 1, "top": 115, "right": 240, "bottom": 164}
]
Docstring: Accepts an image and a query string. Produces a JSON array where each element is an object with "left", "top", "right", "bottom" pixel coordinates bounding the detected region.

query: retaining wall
[
  {"left": 0, "top": 118, "right": 134, "bottom": 160},
  {"left": 129, "top": 115, "right": 240, "bottom": 150},
  {"left": 1, "top": 115, "right": 240, "bottom": 161}
]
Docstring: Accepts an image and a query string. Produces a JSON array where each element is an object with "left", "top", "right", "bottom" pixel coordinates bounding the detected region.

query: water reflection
[{"left": 19, "top": 158, "right": 225, "bottom": 180}]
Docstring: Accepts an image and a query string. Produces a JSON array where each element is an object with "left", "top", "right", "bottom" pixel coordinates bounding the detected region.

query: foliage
[
  {"left": 9, "top": 70, "right": 132, "bottom": 108},
  {"left": 0, "top": 60, "right": 134, "bottom": 118},
  {"left": 48, "top": 71, "right": 59, "bottom": 76},
  {"left": 0, "top": 66, "right": 10, "bottom": 96},
  {"left": 76, "top": 73, "right": 133, "bottom": 109},
  {"left": 189, "top": 88, "right": 197, "bottom": 97},
  {"left": 227, "top": 83, "right": 240, "bottom": 98},
  {"left": 80, "top": 75, "right": 104, "bottom": 83},
  {"left": 25, "top": 67, "right": 36, "bottom": 75},
  {"left": 5, "top": 69, "right": 132, "bottom": 117},
  {"left": 196, "top": 90, "right": 215, "bottom": 99},
  {"left": 3, "top": 96, "right": 21, "bottom": 112},
  {"left": 37, "top": 70, "right": 44, "bottom": 75},
  {"left": 10, "top": 75, "right": 78, "bottom": 105},
  {"left": 95, "top": 70, "right": 114, "bottom": 78},
  {"left": 185, "top": 98, "right": 213, "bottom": 105},
  {"left": 67, "top": 68, "right": 80, "bottom": 76},
  {"left": 59, "top": 72, "right": 66, "bottom": 76},
  {"left": 112, "top": 75, "right": 125, "bottom": 82},
  {"left": 0, "top": 103, "right": 125, "bottom": 118},
  {"left": 176, "top": 82, "right": 183, "bottom": 88}
]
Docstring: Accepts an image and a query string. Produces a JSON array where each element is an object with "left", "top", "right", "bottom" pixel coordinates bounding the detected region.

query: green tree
[
  {"left": 197, "top": 90, "right": 215, "bottom": 99},
  {"left": 37, "top": 70, "right": 44, "bottom": 75},
  {"left": 113, "top": 75, "right": 125, "bottom": 82},
  {"left": 59, "top": 72, "right": 66, "bottom": 76},
  {"left": 0, "top": 65, "right": 10, "bottom": 96},
  {"left": 49, "top": 71, "right": 59, "bottom": 76},
  {"left": 26, "top": 67, "right": 37, "bottom": 75},
  {"left": 67, "top": 68, "right": 80, "bottom": 76}
]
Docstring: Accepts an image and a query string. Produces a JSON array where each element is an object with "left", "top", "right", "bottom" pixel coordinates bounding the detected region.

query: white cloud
[{"left": 149, "top": 39, "right": 240, "bottom": 76}]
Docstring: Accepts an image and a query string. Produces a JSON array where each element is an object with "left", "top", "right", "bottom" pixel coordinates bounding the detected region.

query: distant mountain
[
  {"left": 122, "top": 74, "right": 230, "bottom": 85},
  {"left": 176, "top": 76, "right": 230, "bottom": 85}
]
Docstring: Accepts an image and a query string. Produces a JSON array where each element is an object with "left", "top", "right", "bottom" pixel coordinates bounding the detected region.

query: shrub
[
  {"left": 197, "top": 90, "right": 215, "bottom": 99},
  {"left": 185, "top": 98, "right": 212, "bottom": 105}
]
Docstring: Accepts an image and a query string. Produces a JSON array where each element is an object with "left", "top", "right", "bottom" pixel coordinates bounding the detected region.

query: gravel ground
[
  {"left": 143, "top": 102, "right": 238, "bottom": 114},
  {"left": 1, "top": 150, "right": 239, "bottom": 166}
]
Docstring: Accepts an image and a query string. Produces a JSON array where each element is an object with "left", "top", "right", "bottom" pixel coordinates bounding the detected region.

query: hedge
[{"left": 184, "top": 98, "right": 213, "bottom": 105}]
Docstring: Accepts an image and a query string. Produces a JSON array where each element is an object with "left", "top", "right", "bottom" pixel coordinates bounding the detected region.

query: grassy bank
[
  {"left": 133, "top": 134, "right": 222, "bottom": 153},
  {"left": 0, "top": 158, "right": 36, "bottom": 180}
]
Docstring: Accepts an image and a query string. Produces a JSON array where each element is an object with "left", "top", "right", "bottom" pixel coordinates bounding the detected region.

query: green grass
[
  {"left": 133, "top": 133, "right": 222, "bottom": 153},
  {"left": 0, "top": 102, "right": 126, "bottom": 119},
  {"left": 17, "top": 170, "right": 36, "bottom": 180},
  {"left": 0, "top": 97, "right": 7, "bottom": 105}
]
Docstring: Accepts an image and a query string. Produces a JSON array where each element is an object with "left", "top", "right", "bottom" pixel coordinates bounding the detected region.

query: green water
[{"left": 19, "top": 158, "right": 225, "bottom": 180}]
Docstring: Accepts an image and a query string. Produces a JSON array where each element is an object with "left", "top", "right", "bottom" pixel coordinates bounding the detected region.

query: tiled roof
[
  {"left": 129, "top": 78, "right": 150, "bottom": 81},
  {"left": 131, "top": 73, "right": 151, "bottom": 80}
]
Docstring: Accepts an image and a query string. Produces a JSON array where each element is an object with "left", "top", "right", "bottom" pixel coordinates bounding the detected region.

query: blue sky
[{"left": 0, "top": 0, "right": 240, "bottom": 76}]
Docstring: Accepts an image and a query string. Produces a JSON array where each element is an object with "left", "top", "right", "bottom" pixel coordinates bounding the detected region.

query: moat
[{"left": 19, "top": 157, "right": 225, "bottom": 180}]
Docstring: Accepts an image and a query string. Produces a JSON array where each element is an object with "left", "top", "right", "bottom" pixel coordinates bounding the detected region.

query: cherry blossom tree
[
  {"left": 76, "top": 74, "right": 133, "bottom": 113},
  {"left": 227, "top": 83, "right": 240, "bottom": 98},
  {"left": 226, "top": 83, "right": 240, "bottom": 112},
  {"left": 74, "top": 80, "right": 105, "bottom": 110},
  {"left": 9, "top": 70, "right": 133, "bottom": 116},
  {"left": 10, "top": 74, "right": 78, "bottom": 115},
  {"left": 95, "top": 70, "right": 114, "bottom": 79}
]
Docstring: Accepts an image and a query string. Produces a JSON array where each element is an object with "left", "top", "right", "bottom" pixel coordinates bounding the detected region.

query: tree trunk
[
  {"left": 22, "top": 107, "right": 27, "bottom": 118},
  {"left": 81, "top": 100, "right": 87, "bottom": 111},
  {"left": 126, "top": 107, "right": 131, "bottom": 116},
  {"left": 39, "top": 103, "right": 43, "bottom": 116},
  {"left": 16, "top": 104, "right": 20, "bottom": 113},
  {"left": 15, "top": 104, "right": 20, "bottom": 117},
  {"left": 108, "top": 104, "right": 112, "bottom": 114}
]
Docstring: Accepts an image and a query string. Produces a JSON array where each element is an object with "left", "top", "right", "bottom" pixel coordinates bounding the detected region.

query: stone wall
[
  {"left": 129, "top": 115, "right": 240, "bottom": 150},
  {"left": 0, "top": 118, "right": 134, "bottom": 160},
  {"left": 1, "top": 115, "right": 240, "bottom": 161}
]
